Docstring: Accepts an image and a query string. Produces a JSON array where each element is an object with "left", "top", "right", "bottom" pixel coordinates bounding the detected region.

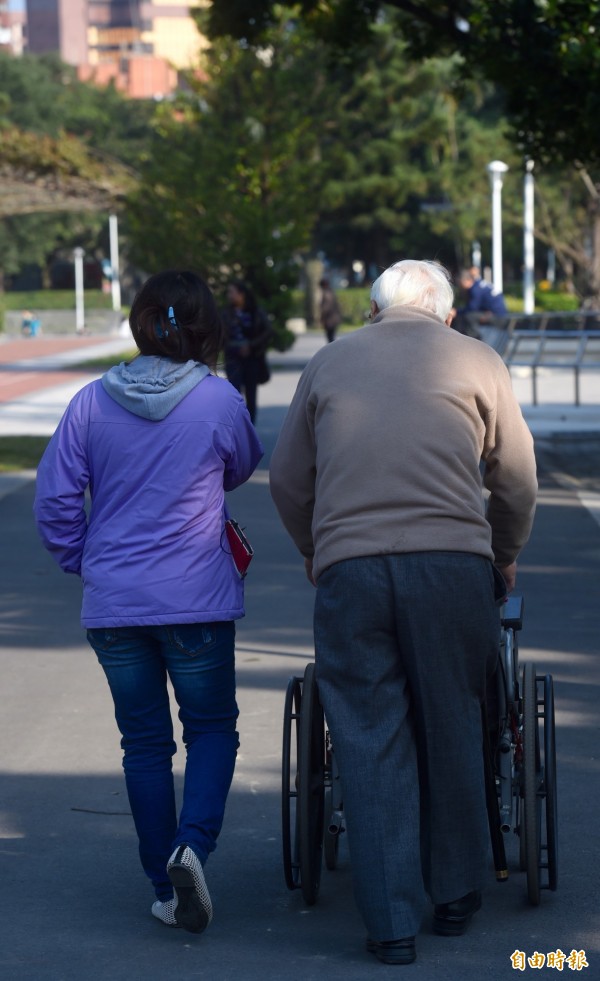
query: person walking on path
[
  {"left": 319, "top": 277, "right": 343, "bottom": 342},
  {"left": 34, "top": 270, "right": 263, "bottom": 934},
  {"left": 269, "top": 259, "right": 537, "bottom": 965},
  {"left": 222, "top": 279, "right": 272, "bottom": 424}
]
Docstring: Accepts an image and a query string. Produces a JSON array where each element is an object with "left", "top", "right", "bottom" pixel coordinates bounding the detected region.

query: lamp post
[
  {"left": 109, "top": 213, "right": 121, "bottom": 312},
  {"left": 523, "top": 159, "right": 535, "bottom": 315},
  {"left": 487, "top": 160, "right": 509, "bottom": 294},
  {"left": 74, "top": 247, "right": 85, "bottom": 333}
]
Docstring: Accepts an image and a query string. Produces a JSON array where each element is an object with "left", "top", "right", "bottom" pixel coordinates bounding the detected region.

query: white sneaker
[
  {"left": 151, "top": 898, "right": 178, "bottom": 927},
  {"left": 167, "top": 845, "right": 213, "bottom": 934}
]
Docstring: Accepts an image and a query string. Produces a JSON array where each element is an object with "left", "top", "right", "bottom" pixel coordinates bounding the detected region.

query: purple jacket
[{"left": 34, "top": 358, "right": 263, "bottom": 628}]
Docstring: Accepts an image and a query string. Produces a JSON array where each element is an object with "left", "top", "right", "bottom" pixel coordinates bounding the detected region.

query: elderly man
[{"left": 269, "top": 259, "right": 537, "bottom": 965}]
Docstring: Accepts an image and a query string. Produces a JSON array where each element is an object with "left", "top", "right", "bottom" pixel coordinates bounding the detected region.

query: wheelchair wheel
[
  {"left": 521, "top": 661, "right": 542, "bottom": 906},
  {"left": 298, "top": 662, "right": 326, "bottom": 905},
  {"left": 542, "top": 674, "right": 558, "bottom": 892},
  {"left": 282, "top": 675, "right": 302, "bottom": 891}
]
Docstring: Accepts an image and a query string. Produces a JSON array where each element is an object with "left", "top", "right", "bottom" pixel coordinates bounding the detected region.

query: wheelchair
[{"left": 281, "top": 595, "right": 558, "bottom": 908}]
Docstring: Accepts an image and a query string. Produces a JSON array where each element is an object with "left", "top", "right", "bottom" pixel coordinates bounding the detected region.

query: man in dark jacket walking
[{"left": 452, "top": 266, "right": 508, "bottom": 338}]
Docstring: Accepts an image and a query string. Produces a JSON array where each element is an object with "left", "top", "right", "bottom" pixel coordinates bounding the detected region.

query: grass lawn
[
  {"left": 0, "top": 436, "right": 51, "bottom": 472},
  {"left": 78, "top": 349, "right": 138, "bottom": 371},
  {"left": 3, "top": 290, "right": 114, "bottom": 311}
]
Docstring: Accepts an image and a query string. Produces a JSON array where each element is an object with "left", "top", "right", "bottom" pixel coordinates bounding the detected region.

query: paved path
[
  {"left": 0, "top": 328, "right": 598, "bottom": 979},
  {"left": 0, "top": 332, "right": 134, "bottom": 433},
  {"left": 2, "top": 327, "right": 600, "bottom": 437},
  {"left": 0, "top": 334, "right": 132, "bottom": 401}
]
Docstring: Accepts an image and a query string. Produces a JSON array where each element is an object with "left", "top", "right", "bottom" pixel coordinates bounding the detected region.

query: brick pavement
[
  {"left": 0, "top": 334, "right": 112, "bottom": 363},
  {"left": 0, "top": 334, "right": 125, "bottom": 404}
]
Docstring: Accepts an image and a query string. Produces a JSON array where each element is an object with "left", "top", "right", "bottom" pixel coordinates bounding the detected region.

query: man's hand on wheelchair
[
  {"left": 497, "top": 561, "right": 517, "bottom": 592},
  {"left": 304, "top": 557, "right": 317, "bottom": 587}
]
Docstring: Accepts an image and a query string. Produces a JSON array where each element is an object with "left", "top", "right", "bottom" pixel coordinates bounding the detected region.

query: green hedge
[
  {"left": 504, "top": 289, "right": 579, "bottom": 313},
  {"left": 289, "top": 286, "right": 371, "bottom": 327},
  {"left": 2, "top": 290, "right": 114, "bottom": 311}
]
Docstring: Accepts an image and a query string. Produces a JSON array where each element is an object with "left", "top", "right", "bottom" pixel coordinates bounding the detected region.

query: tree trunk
[{"left": 589, "top": 196, "right": 600, "bottom": 304}]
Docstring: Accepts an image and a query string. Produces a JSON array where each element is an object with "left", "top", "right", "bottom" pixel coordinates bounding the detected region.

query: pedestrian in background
[
  {"left": 270, "top": 259, "right": 537, "bottom": 965},
  {"left": 34, "top": 269, "right": 263, "bottom": 934},
  {"left": 319, "top": 277, "right": 343, "bottom": 342},
  {"left": 222, "top": 279, "right": 272, "bottom": 424},
  {"left": 21, "top": 309, "right": 41, "bottom": 336},
  {"left": 452, "top": 266, "right": 508, "bottom": 338}
]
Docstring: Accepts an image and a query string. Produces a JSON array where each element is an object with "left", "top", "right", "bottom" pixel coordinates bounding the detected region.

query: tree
[
  {"left": 206, "top": 1, "right": 600, "bottom": 168},
  {"left": 127, "top": 15, "right": 339, "bottom": 327},
  {"left": 0, "top": 126, "right": 133, "bottom": 290},
  {"left": 0, "top": 51, "right": 153, "bottom": 289},
  {"left": 0, "top": 51, "right": 154, "bottom": 165},
  {"left": 206, "top": 1, "right": 600, "bottom": 302},
  {"left": 314, "top": 26, "right": 521, "bottom": 279}
]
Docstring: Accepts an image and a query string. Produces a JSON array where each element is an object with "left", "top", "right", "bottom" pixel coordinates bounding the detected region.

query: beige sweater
[{"left": 269, "top": 305, "right": 537, "bottom": 581}]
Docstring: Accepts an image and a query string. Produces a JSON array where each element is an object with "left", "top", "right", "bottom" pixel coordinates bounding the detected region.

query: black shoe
[
  {"left": 433, "top": 890, "right": 481, "bottom": 936},
  {"left": 366, "top": 937, "right": 416, "bottom": 964}
]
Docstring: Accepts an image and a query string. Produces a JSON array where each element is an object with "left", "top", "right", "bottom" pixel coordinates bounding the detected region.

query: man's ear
[{"left": 370, "top": 299, "right": 379, "bottom": 318}]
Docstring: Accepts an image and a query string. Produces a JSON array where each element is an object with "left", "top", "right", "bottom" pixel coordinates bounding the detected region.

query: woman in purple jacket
[{"left": 34, "top": 270, "right": 263, "bottom": 934}]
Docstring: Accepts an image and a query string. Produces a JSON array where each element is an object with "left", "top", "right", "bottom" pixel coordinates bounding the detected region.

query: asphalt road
[{"left": 0, "top": 368, "right": 598, "bottom": 980}]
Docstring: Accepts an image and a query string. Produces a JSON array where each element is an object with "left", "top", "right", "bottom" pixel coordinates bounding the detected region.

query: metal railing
[{"left": 473, "top": 311, "right": 600, "bottom": 405}]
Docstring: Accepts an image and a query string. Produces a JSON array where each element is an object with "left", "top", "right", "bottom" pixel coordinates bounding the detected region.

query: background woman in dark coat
[{"left": 222, "top": 280, "right": 272, "bottom": 424}]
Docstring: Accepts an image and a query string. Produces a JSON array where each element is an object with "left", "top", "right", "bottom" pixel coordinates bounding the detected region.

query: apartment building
[
  {"left": 26, "top": 0, "right": 207, "bottom": 97},
  {"left": 0, "top": 0, "right": 26, "bottom": 55}
]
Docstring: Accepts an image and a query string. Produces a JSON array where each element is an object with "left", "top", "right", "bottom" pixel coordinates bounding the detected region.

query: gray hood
[{"left": 102, "top": 355, "right": 209, "bottom": 420}]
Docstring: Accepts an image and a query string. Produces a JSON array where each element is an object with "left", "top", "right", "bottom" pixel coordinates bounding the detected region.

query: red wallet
[{"left": 224, "top": 518, "right": 254, "bottom": 578}]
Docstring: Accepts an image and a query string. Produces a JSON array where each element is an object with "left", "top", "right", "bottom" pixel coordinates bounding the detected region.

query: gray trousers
[{"left": 314, "top": 552, "right": 501, "bottom": 941}]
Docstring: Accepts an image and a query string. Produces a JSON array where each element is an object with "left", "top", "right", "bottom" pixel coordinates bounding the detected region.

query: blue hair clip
[{"left": 156, "top": 306, "right": 178, "bottom": 340}]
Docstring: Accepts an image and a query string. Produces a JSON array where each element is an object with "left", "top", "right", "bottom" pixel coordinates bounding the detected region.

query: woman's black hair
[
  {"left": 229, "top": 279, "right": 258, "bottom": 318},
  {"left": 129, "top": 270, "right": 223, "bottom": 368}
]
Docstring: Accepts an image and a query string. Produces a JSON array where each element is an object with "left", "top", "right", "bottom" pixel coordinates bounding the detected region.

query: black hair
[
  {"left": 129, "top": 270, "right": 223, "bottom": 368},
  {"left": 228, "top": 279, "right": 258, "bottom": 318}
]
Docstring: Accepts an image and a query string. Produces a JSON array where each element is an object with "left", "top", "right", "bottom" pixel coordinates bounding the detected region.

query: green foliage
[
  {"left": 2, "top": 290, "right": 113, "bottom": 310},
  {"left": 534, "top": 290, "right": 579, "bottom": 313},
  {"left": 206, "top": 1, "right": 600, "bottom": 172},
  {"left": 315, "top": 24, "right": 519, "bottom": 274},
  {"left": 0, "top": 52, "right": 154, "bottom": 165},
  {"left": 0, "top": 51, "right": 154, "bottom": 287},
  {"left": 502, "top": 288, "right": 579, "bottom": 313},
  {"left": 269, "top": 325, "right": 296, "bottom": 351},
  {"left": 130, "top": 9, "right": 526, "bottom": 302},
  {"left": 127, "top": 13, "right": 338, "bottom": 324},
  {"left": 0, "top": 436, "right": 51, "bottom": 472},
  {"left": 337, "top": 288, "right": 371, "bottom": 325}
]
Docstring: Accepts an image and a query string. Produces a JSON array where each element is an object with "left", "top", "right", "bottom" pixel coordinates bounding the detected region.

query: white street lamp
[
  {"left": 74, "top": 247, "right": 85, "bottom": 333},
  {"left": 109, "top": 213, "right": 122, "bottom": 312},
  {"left": 487, "top": 160, "right": 509, "bottom": 295},
  {"left": 523, "top": 159, "right": 535, "bottom": 315}
]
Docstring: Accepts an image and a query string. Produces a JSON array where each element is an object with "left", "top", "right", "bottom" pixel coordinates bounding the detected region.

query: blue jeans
[
  {"left": 314, "top": 553, "right": 501, "bottom": 940},
  {"left": 87, "top": 622, "right": 238, "bottom": 900}
]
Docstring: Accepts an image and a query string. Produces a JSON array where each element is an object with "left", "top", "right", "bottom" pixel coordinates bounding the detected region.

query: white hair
[{"left": 370, "top": 260, "right": 454, "bottom": 321}]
